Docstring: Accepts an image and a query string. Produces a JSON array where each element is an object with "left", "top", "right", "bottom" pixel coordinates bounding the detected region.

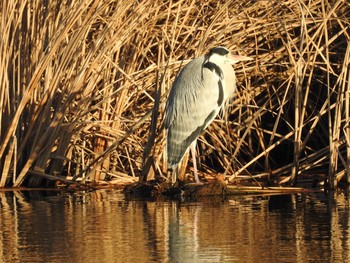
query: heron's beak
[{"left": 228, "top": 54, "right": 253, "bottom": 64}]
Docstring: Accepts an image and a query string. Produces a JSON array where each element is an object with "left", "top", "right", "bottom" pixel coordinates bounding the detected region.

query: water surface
[{"left": 0, "top": 190, "right": 349, "bottom": 262}]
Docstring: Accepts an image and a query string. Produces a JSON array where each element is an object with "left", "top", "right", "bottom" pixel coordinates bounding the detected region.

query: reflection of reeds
[{"left": 0, "top": 0, "right": 349, "bottom": 188}]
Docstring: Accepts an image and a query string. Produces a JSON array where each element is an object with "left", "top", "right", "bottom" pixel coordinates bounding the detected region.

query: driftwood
[{"left": 123, "top": 175, "right": 322, "bottom": 200}]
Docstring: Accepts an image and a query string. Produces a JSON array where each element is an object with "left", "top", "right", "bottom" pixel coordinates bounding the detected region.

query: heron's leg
[
  {"left": 190, "top": 142, "right": 200, "bottom": 184},
  {"left": 171, "top": 165, "right": 178, "bottom": 184}
]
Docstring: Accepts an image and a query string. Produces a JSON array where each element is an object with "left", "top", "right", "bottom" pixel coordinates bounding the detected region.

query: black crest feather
[{"left": 209, "top": 46, "right": 229, "bottom": 56}]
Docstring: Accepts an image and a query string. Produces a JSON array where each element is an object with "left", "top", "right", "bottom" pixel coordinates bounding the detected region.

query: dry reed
[{"left": 0, "top": 0, "right": 349, "bottom": 189}]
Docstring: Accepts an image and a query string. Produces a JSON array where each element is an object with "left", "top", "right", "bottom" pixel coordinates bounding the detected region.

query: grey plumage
[{"left": 165, "top": 46, "right": 251, "bottom": 183}]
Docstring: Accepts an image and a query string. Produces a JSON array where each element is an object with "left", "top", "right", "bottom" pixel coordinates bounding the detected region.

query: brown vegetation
[{"left": 0, "top": 0, "right": 349, "bottom": 189}]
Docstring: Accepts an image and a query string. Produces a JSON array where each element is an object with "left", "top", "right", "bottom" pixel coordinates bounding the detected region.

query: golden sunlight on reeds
[{"left": 0, "top": 0, "right": 349, "bottom": 188}]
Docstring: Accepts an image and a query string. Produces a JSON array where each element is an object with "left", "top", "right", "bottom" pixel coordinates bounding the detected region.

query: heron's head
[{"left": 206, "top": 46, "right": 253, "bottom": 65}]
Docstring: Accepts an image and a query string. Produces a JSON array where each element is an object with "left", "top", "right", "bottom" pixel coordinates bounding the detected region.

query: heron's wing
[{"left": 165, "top": 57, "right": 224, "bottom": 164}]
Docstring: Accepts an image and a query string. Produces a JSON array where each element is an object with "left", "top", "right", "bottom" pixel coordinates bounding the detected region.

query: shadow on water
[{"left": 0, "top": 189, "right": 349, "bottom": 263}]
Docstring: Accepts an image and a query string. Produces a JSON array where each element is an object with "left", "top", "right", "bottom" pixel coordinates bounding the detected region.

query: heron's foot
[{"left": 195, "top": 178, "right": 204, "bottom": 185}]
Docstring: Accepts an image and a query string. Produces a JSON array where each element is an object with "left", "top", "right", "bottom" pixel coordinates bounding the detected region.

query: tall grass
[{"left": 0, "top": 0, "right": 349, "bottom": 188}]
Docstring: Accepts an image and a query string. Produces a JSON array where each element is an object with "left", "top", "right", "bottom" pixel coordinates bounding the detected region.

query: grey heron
[{"left": 165, "top": 46, "right": 252, "bottom": 184}]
